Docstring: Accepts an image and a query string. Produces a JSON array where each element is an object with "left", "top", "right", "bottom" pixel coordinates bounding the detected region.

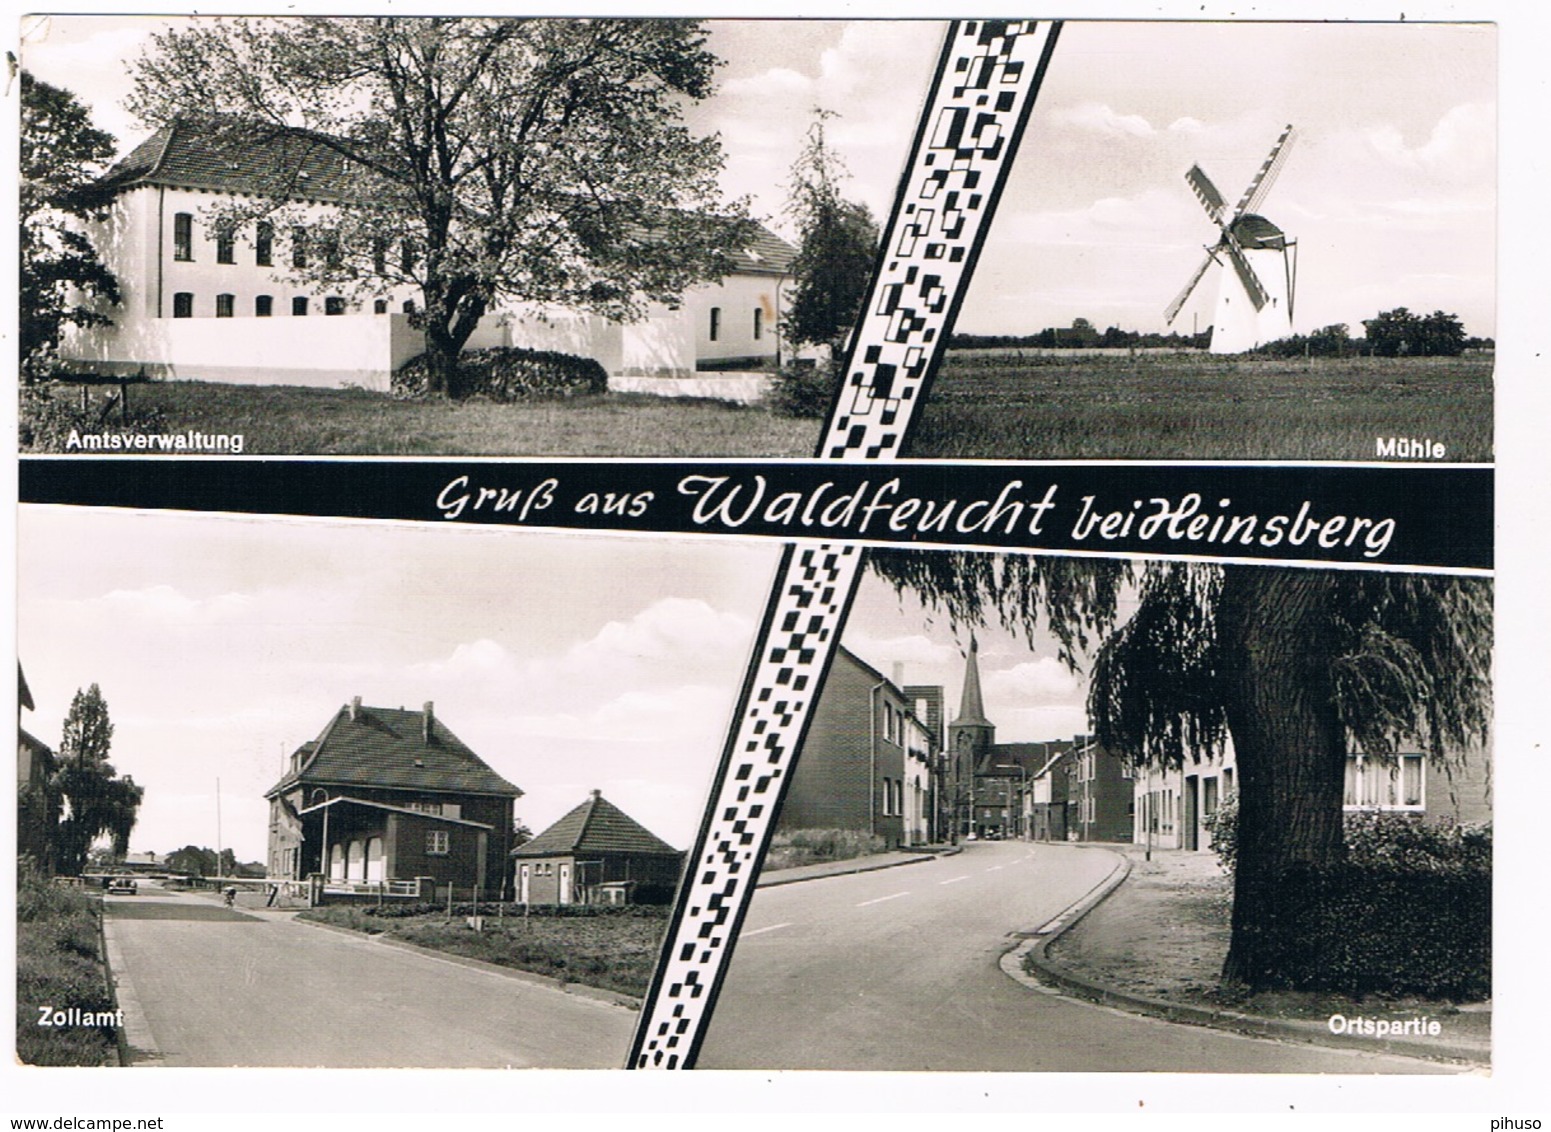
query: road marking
[
  {"left": 856, "top": 891, "right": 910, "bottom": 907},
  {"left": 742, "top": 922, "right": 791, "bottom": 937},
  {"left": 939, "top": 875, "right": 970, "bottom": 885}
]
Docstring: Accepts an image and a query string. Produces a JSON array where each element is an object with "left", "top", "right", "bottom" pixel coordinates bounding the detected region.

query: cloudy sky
[
  {"left": 19, "top": 16, "right": 1494, "bottom": 339},
  {"left": 18, "top": 508, "right": 780, "bottom": 860},
  {"left": 18, "top": 505, "right": 1103, "bottom": 864}
]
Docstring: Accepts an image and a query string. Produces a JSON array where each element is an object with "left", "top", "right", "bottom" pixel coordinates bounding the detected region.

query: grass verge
[
  {"left": 764, "top": 828, "right": 887, "bottom": 872},
  {"left": 16, "top": 868, "right": 120, "bottom": 1066},
  {"left": 296, "top": 903, "right": 668, "bottom": 998}
]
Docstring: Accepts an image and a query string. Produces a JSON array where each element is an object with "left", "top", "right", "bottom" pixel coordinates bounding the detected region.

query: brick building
[
  {"left": 265, "top": 698, "right": 521, "bottom": 896},
  {"left": 777, "top": 647, "right": 940, "bottom": 848},
  {"left": 513, "top": 790, "right": 684, "bottom": 906}
]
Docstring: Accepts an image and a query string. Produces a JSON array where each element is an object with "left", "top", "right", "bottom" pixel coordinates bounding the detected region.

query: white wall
[
  {"left": 692, "top": 274, "right": 784, "bottom": 364},
  {"left": 65, "top": 184, "right": 768, "bottom": 384},
  {"left": 64, "top": 313, "right": 413, "bottom": 392}
]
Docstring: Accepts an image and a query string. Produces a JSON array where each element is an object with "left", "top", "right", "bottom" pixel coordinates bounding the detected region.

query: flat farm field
[{"left": 907, "top": 351, "right": 1493, "bottom": 462}]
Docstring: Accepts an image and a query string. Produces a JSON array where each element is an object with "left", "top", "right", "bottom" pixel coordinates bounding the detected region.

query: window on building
[
  {"left": 172, "top": 292, "right": 194, "bottom": 318},
  {"left": 173, "top": 213, "right": 194, "bottom": 261},
  {"left": 372, "top": 236, "right": 388, "bottom": 276},
  {"left": 402, "top": 299, "right": 416, "bottom": 314},
  {"left": 216, "top": 228, "right": 236, "bottom": 264},
  {"left": 292, "top": 227, "right": 308, "bottom": 268},
  {"left": 255, "top": 295, "right": 273, "bottom": 317},
  {"left": 1345, "top": 753, "right": 1425, "bottom": 810},
  {"left": 292, "top": 296, "right": 309, "bottom": 317},
  {"left": 256, "top": 221, "right": 274, "bottom": 266},
  {"left": 374, "top": 299, "right": 388, "bottom": 314},
  {"left": 325, "top": 296, "right": 346, "bottom": 316},
  {"left": 320, "top": 233, "right": 342, "bottom": 270},
  {"left": 709, "top": 307, "right": 721, "bottom": 342},
  {"left": 426, "top": 830, "right": 449, "bottom": 855},
  {"left": 215, "top": 293, "right": 234, "bottom": 318},
  {"left": 401, "top": 239, "right": 418, "bottom": 275},
  {"left": 409, "top": 801, "right": 443, "bottom": 816},
  {"left": 753, "top": 307, "right": 763, "bottom": 340}
]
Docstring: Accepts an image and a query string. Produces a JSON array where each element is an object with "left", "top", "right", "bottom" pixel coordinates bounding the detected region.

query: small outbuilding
[{"left": 513, "top": 790, "right": 684, "bottom": 906}]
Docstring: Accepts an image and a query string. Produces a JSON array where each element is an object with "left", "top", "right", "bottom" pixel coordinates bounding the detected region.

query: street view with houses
[{"left": 19, "top": 520, "right": 1490, "bottom": 1070}]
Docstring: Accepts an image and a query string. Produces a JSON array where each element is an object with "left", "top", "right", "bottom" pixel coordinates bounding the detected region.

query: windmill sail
[
  {"left": 1165, "top": 249, "right": 1217, "bottom": 325},
  {"left": 1224, "top": 237, "right": 1270, "bottom": 311},
  {"left": 1234, "top": 124, "right": 1297, "bottom": 219},
  {"left": 1185, "top": 165, "right": 1228, "bottom": 225}
]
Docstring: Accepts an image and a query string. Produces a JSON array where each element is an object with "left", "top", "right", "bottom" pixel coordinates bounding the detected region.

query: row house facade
[
  {"left": 1131, "top": 740, "right": 1491, "bottom": 854},
  {"left": 778, "top": 647, "right": 941, "bottom": 848}
]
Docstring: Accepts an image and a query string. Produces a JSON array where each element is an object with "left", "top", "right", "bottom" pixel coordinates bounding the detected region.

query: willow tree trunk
[{"left": 1217, "top": 565, "right": 1349, "bottom": 990}]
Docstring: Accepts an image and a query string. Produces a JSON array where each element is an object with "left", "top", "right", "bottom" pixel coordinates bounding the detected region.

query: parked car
[{"left": 106, "top": 876, "right": 138, "bottom": 895}]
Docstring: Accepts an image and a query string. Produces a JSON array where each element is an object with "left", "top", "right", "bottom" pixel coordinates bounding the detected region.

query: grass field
[
  {"left": 907, "top": 352, "right": 1493, "bottom": 462},
  {"left": 296, "top": 903, "right": 668, "bottom": 998},
  {"left": 26, "top": 351, "right": 1492, "bottom": 460},
  {"left": 34, "top": 380, "right": 820, "bottom": 457}
]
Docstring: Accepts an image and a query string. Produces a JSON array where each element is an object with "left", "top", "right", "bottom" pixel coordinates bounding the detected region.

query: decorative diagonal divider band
[{"left": 629, "top": 19, "right": 1063, "bottom": 1070}]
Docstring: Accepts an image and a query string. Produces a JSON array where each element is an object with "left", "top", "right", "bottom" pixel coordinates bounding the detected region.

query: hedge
[{"left": 393, "top": 347, "right": 608, "bottom": 401}]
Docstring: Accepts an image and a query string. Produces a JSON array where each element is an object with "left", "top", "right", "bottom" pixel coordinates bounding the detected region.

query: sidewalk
[{"left": 1016, "top": 842, "right": 1490, "bottom": 1066}]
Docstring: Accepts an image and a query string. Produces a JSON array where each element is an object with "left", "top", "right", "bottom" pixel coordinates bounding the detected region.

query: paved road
[
  {"left": 697, "top": 840, "right": 1460, "bottom": 1073},
  {"left": 102, "top": 885, "right": 634, "bottom": 1068}
]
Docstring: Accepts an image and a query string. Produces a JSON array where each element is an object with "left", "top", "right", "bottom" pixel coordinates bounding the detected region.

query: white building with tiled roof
[
  {"left": 264, "top": 697, "right": 521, "bottom": 897},
  {"left": 62, "top": 117, "right": 797, "bottom": 389}
]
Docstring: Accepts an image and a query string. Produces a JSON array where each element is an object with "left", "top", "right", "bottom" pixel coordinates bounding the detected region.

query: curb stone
[
  {"left": 99, "top": 908, "right": 164, "bottom": 1066},
  {"left": 1005, "top": 845, "right": 1488, "bottom": 1068}
]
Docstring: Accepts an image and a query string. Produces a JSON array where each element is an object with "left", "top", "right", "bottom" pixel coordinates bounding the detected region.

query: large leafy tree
[
  {"left": 870, "top": 552, "right": 1491, "bottom": 991},
  {"left": 51, "top": 685, "right": 144, "bottom": 877},
  {"left": 1362, "top": 307, "right": 1469, "bottom": 357},
  {"left": 19, "top": 71, "right": 122, "bottom": 381},
  {"left": 782, "top": 111, "right": 880, "bottom": 360},
  {"left": 126, "top": 17, "right": 755, "bottom": 394}
]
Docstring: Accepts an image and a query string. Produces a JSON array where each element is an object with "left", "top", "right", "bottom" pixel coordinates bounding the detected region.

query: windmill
[{"left": 1166, "top": 124, "right": 1299, "bottom": 354}]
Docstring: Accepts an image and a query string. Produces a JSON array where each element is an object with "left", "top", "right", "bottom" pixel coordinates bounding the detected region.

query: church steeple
[{"left": 955, "top": 634, "right": 991, "bottom": 727}]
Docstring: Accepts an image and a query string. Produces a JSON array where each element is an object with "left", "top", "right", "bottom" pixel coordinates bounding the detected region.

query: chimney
[
  {"left": 349, "top": 696, "right": 361, "bottom": 721},
  {"left": 892, "top": 662, "right": 905, "bottom": 687},
  {"left": 590, "top": 788, "right": 602, "bottom": 800},
  {"left": 422, "top": 701, "right": 434, "bottom": 743}
]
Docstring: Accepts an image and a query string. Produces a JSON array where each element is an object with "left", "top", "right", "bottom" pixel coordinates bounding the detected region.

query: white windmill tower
[{"left": 1166, "top": 125, "right": 1299, "bottom": 354}]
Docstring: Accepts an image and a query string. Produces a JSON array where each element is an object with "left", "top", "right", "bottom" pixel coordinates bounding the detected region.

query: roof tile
[{"left": 266, "top": 703, "right": 521, "bottom": 798}]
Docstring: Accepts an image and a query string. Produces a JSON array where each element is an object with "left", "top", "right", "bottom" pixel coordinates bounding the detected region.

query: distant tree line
[
  {"left": 1252, "top": 310, "right": 1491, "bottom": 358},
  {"left": 952, "top": 310, "right": 1492, "bottom": 358},
  {"left": 951, "top": 317, "right": 1211, "bottom": 351}
]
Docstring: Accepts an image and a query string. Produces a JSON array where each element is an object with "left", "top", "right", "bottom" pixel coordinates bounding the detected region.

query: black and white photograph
[
  {"left": 19, "top": 16, "right": 1494, "bottom": 462},
  {"left": 16, "top": 506, "right": 777, "bottom": 1068},
  {"left": 7, "top": 0, "right": 1545, "bottom": 1127},
  {"left": 695, "top": 556, "right": 1493, "bottom": 1071}
]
